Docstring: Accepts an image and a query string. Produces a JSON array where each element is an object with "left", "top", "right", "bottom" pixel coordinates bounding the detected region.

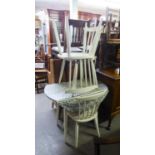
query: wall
[{"left": 35, "top": 0, "right": 120, "bottom": 15}]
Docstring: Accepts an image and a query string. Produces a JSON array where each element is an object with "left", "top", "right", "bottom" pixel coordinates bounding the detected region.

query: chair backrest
[
  {"left": 51, "top": 20, "right": 63, "bottom": 54},
  {"left": 82, "top": 20, "right": 103, "bottom": 56},
  {"left": 59, "top": 88, "right": 108, "bottom": 120}
]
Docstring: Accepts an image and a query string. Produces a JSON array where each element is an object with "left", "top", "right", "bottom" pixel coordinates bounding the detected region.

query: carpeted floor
[{"left": 35, "top": 93, "right": 120, "bottom": 155}]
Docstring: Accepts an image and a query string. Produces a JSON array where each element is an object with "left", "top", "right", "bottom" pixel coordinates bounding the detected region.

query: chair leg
[
  {"left": 64, "top": 109, "right": 68, "bottom": 143},
  {"left": 56, "top": 105, "right": 60, "bottom": 125},
  {"left": 75, "top": 122, "right": 79, "bottom": 148},
  {"left": 92, "top": 60, "right": 98, "bottom": 85},
  {"left": 59, "top": 59, "right": 66, "bottom": 83},
  {"left": 94, "top": 116, "right": 100, "bottom": 137},
  {"left": 35, "top": 80, "right": 39, "bottom": 93},
  {"left": 94, "top": 143, "right": 100, "bottom": 155},
  {"left": 69, "top": 60, "right": 72, "bottom": 88},
  {"left": 51, "top": 101, "right": 55, "bottom": 109},
  {"left": 80, "top": 60, "right": 83, "bottom": 87},
  {"left": 72, "top": 61, "right": 78, "bottom": 88}
]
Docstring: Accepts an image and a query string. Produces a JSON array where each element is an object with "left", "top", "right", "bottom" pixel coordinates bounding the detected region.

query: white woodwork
[
  {"left": 51, "top": 18, "right": 103, "bottom": 93},
  {"left": 44, "top": 82, "right": 109, "bottom": 148},
  {"left": 51, "top": 20, "right": 62, "bottom": 54},
  {"left": 59, "top": 87, "right": 109, "bottom": 147},
  {"left": 69, "top": 0, "right": 78, "bottom": 19},
  {"left": 58, "top": 59, "right": 65, "bottom": 83}
]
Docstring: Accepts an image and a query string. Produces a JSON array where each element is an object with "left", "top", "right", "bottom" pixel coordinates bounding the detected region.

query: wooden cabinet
[
  {"left": 78, "top": 11, "right": 101, "bottom": 20},
  {"left": 97, "top": 68, "right": 120, "bottom": 129},
  {"left": 96, "top": 20, "right": 120, "bottom": 129},
  {"left": 105, "top": 8, "right": 120, "bottom": 41},
  {"left": 47, "top": 9, "right": 68, "bottom": 45},
  {"left": 97, "top": 33, "right": 120, "bottom": 70}
]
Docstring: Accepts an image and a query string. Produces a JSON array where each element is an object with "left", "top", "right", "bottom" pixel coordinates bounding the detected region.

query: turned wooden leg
[{"left": 94, "top": 143, "right": 100, "bottom": 155}]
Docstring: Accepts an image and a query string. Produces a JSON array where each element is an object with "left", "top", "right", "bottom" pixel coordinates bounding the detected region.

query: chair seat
[
  {"left": 57, "top": 53, "right": 95, "bottom": 60},
  {"left": 67, "top": 111, "right": 98, "bottom": 122},
  {"left": 65, "top": 85, "right": 98, "bottom": 94},
  {"left": 52, "top": 46, "right": 83, "bottom": 53}
]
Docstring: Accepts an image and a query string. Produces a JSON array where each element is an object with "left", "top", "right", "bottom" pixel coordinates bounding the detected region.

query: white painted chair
[
  {"left": 59, "top": 87, "right": 109, "bottom": 148},
  {"left": 50, "top": 18, "right": 108, "bottom": 148},
  {"left": 51, "top": 18, "right": 103, "bottom": 94}
]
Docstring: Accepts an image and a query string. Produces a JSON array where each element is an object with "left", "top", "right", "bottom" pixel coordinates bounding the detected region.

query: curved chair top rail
[{"left": 60, "top": 88, "right": 109, "bottom": 120}]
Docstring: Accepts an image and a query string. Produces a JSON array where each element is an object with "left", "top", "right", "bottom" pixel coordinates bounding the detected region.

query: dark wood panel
[
  {"left": 97, "top": 68, "right": 120, "bottom": 129},
  {"left": 97, "top": 34, "right": 120, "bottom": 70}
]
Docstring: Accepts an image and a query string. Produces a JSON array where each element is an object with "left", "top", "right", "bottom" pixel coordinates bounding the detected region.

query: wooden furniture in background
[
  {"left": 96, "top": 10, "right": 120, "bottom": 128},
  {"left": 78, "top": 11, "right": 101, "bottom": 21},
  {"left": 97, "top": 33, "right": 120, "bottom": 70},
  {"left": 35, "top": 54, "right": 52, "bottom": 93},
  {"left": 105, "top": 8, "right": 120, "bottom": 41},
  {"left": 35, "top": 69, "right": 48, "bottom": 93},
  {"left": 97, "top": 68, "right": 120, "bottom": 129},
  {"left": 96, "top": 8, "right": 120, "bottom": 70}
]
